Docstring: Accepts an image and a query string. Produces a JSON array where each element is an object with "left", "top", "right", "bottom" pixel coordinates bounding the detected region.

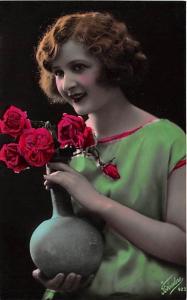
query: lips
[{"left": 70, "top": 92, "right": 87, "bottom": 103}]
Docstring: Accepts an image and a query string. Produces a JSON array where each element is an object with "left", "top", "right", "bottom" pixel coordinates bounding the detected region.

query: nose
[{"left": 61, "top": 73, "right": 77, "bottom": 94}]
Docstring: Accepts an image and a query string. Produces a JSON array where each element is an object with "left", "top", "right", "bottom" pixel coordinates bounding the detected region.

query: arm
[
  {"left": 44, "top": 163, "right": 186, "bottom": 266},
  {"left": 97, "top": 166, "right": 186, "bottom": 266}
]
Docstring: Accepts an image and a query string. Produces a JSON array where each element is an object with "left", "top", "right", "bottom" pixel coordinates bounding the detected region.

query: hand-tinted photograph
[{"left": 0, "top": 2, "right": 186, "bottom": 300}]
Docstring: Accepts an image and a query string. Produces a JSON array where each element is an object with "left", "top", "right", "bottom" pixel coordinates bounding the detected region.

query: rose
[
  {"left": 57, "top": 113, "right": 84, "bottom": 148},
  {"left": 19, "top": 128, "right": 55, "bottom": 167},
  {"left": 82, "top": 127, "right": 95, "bottom": 149},
  {"left": 57, "top": 114, "right": 85, "bottom": 148},
  {"left": 58, "top": 114, "right": 95, "bottom": 149},
  {"left": 0, "top": 143, "right": 29, "bottom": 173},
  {"left": 0, "top": 105, "right": 32, "bottom": 138},
  {"left": 102, "top": 163, "right": 120, "bottom": 180}
]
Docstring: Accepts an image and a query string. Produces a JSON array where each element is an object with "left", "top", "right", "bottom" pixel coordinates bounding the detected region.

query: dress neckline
[{"left": 97, "top": 118, "right": 160, "bottom": 144}]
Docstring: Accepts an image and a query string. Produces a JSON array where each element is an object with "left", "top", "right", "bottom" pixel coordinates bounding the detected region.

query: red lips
[{"left": 71, "top": 92, "right": 87, "bottom": 103}]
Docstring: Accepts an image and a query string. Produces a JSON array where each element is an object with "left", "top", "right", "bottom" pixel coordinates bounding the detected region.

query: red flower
[
  {"left": 0, "top": 143, "right": 29, "bottom": 173},
  {"left": 58, "top": 113, "right": 95, "bottom": 149},
  {"left": 102, "top": 163, "right": 120, "bottom": 180},
  {"left": 0, "top": 105, "right": 31, "bottom": 138},
  {"left": 18, "top": 128, "right": 55, "bottom": 167},
  {"left": 82, "top": 127, "right": 95, "bottom": 149}
]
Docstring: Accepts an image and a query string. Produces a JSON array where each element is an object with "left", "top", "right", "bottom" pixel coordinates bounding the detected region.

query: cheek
[
  {"left": 55, "top": 77, "right": 62, "bottom": 93},
  {"left": 78, "top": 74, "right": 97, "bottom": 87}
]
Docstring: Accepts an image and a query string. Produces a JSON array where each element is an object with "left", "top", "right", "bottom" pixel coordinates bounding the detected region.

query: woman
[{"left": 32, "top": 12, "right": 186, "bottom": 300}]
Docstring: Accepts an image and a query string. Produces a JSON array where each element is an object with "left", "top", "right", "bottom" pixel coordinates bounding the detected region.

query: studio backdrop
[{"left": 0, "top": 1, "right": 185, "bottom": 300}]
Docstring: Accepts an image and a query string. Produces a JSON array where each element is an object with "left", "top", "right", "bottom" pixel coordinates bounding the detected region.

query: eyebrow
[{"left": 52, "top": 59, "right": 90, "bottom": 70}]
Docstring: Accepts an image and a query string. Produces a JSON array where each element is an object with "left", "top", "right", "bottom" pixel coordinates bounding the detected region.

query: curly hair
[{"left": 36, "top": 11, "right": 148, "bottom": 103}]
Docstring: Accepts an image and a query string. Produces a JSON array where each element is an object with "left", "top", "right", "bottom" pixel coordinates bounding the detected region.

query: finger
[
  {"left": 44, "top": 181, "right": 52, "bottom": 190},
  {"left": 46, "top": 164, "right": 63, "bottom": 175},
  {"left": 47, "top": 273, "right": 65, "bottom": 290},
  {"left": 47, "top": 162, "right": 77, "bottom": 174},
  {"left": 32, "top": 269, "right": 49, "bottom": 286},
  {"left": 46, "top": 165, "right": 52, "bottom": 175},
  {"left": 61, "top": 273, "right": 77, "bottom": 291},
  {"left": 44, "top": 180, "right": 53, "bottom": 188},
  {"left": 32, "top": 269, "right": 64, "bottom": 290},
  {"left": 70, "top": 274, "right": 82, "bottom": 292},
  {"left": 44, "top": 171, "right": 64, "bottom": 186},
  {"left": 32, "top": 269, "right": 40, "bottom": 279}
]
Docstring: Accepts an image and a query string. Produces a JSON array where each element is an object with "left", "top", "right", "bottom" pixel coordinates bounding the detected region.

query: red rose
[
  {"left": 82, "top": 127, "right": 95, "bottom": 148},
  {"left": 102, "top": 163, "right": 120, "bottom": 180},
  {"left": 0, "top": 105, "right": 31, "bottom": 138},
  {"left": 58, "top": 114, "right": 95, "bottom": 149},
  {"left": 18, "top": 128, "right": 55, "bottom": 167},
  {"left": 0, "top": 143, "right": 29, "bottom": 173}
]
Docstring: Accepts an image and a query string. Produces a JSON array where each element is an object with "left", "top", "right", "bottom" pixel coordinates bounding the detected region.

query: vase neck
[{"left": 50, "top": 187, "right": 73, "bottom": 217}]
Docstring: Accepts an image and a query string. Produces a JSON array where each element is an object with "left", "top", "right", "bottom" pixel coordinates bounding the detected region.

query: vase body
[{"left": 30, "top": 187, "right": 104, "bottom": 278}]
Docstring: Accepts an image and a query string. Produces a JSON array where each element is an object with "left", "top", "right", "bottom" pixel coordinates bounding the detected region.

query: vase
[{"left": 29, "top": 184, "right": 104, "bottom": 279}]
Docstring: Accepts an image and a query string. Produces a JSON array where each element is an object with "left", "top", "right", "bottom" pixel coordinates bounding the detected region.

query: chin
[
  {"left": 73, "top": 108, "right": 89, "bottom": 116},
  {"left": 73, "top": 105, "right": 92, "bottom": 116}
]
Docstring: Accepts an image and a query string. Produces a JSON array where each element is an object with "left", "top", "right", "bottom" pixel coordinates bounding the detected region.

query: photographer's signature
[{"left": 161, "top": 275, "right": 186, "bottom": 295}]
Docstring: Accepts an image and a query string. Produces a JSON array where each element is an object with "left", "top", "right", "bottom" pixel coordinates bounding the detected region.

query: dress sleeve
[
  {"left": 168, "top": 125, "right": 186, "bottom": 174},
  {"left": 172, "top": 158, "right": 186, "bottom": 171}
]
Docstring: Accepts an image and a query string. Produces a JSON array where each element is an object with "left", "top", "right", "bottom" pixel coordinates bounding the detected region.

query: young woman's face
[{"left": 51, "top": 40, "right": 116, "bottom": 116}]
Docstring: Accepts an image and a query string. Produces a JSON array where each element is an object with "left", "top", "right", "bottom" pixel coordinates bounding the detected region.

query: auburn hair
[{"left": 36, "top": 11, "right": 148, "bottom": 103}]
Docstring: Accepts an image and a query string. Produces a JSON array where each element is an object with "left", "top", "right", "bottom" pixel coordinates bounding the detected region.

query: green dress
[{"left": 69, "top": 119, "right": 186, "bottom": 300}]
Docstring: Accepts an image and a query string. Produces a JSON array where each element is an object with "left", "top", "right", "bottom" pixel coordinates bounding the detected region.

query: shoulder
[
  {"left": 140, "top": 119, "right": 185, "bottom": 161},
  {"left": 143, "top": 119, "right": 185, "bottom": 144},
  {"left": 142, "top": 119, "right": 185, "bottom": 172}
]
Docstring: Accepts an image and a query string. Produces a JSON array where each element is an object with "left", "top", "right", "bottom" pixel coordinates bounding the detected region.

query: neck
[{"left": 87, "top": 91, "right": 136, "bottom": 139}]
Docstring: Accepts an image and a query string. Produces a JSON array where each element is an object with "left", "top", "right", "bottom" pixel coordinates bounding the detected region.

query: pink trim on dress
[
  {"left": 172, "top": 159, "right": 186, "bottom": 171},
  {"left": 98, "top": 118, "right": 159, "bottom": 144}
]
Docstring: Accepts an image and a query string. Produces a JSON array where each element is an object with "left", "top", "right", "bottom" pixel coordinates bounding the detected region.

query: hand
[
  {"left": 44, "top": 162, "right": 102, "bottom": 213},
  {"left": 32, "top": 269, "right": 94, "bottom": 293}
]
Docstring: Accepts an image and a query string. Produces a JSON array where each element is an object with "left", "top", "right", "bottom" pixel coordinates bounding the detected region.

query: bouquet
[{"left": 0, "top": 105, "right": 120, "bottom": 180}]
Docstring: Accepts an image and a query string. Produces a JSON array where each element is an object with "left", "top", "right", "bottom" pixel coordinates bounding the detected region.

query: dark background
[{"left": 0, "top": 1, "right": 186, "bottom": 300}]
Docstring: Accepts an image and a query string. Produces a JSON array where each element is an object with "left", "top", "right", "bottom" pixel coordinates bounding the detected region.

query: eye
[
  {"left": 72, "top": 63, "right": 87, "bottom": 73},
  {"left": 54, "top": 69, "right": 64, "bottom": 77}
]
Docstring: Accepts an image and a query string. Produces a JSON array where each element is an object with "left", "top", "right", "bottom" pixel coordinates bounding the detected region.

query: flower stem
[{"left": 41, "top": 289, "right": 56, "bottom": 300}]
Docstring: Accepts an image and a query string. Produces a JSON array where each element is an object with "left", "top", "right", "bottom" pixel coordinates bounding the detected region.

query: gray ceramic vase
[{"left": 29, "top": 186, "right": 104, "bottom": 279}]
